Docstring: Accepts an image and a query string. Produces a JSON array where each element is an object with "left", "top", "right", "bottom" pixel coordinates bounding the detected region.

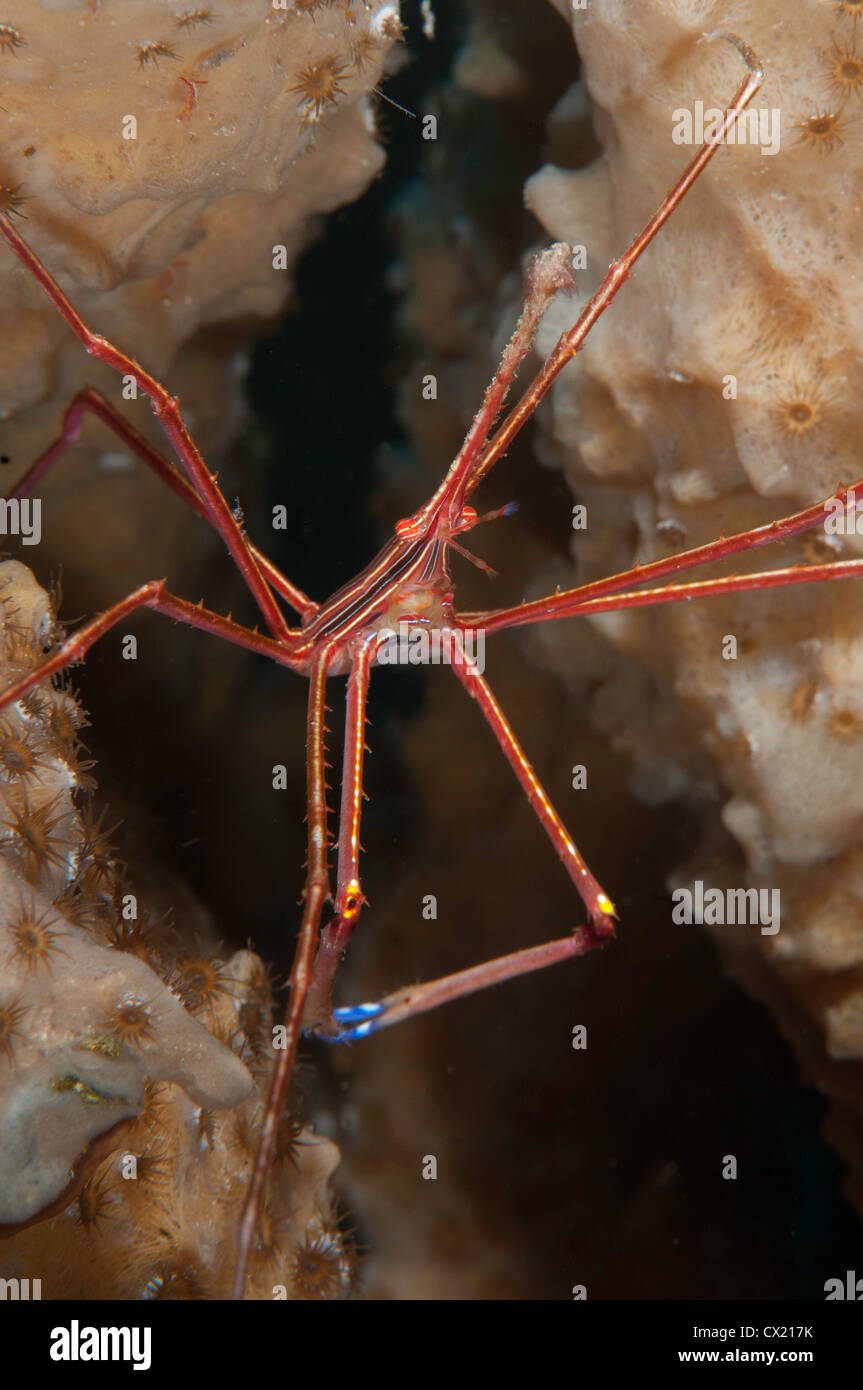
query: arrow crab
[{"left": 1, "top": 29, "right": 857, "bottom": 1296}]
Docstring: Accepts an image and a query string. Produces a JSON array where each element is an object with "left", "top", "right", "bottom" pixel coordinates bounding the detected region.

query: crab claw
[{"left": 326, "top": 1000, "right": 388, "bottom": 1043}]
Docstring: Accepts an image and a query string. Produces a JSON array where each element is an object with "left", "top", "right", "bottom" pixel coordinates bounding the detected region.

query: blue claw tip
[
  {"left": 332, "top": 1001, "right": 387, "bottom": 1024},
  {"left": 319, "top": 1000, "right": 389, "bottom": 1042},
  {"left": 335, "top": 1019, "right": 378, "bottom": 1042}
]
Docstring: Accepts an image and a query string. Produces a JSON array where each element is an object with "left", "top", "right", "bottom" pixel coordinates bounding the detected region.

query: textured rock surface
[
  {"left": 0, "top": 0, "right": 398, "bottom": 418},
  {"left": 0, "top": 0, "right": 402, "bottom": 604},
  {"left": 521, "top": 0, "right": 863, "bottom": 1213},
  {"left": 0, "top": 559, "right": 350, "bottom": 1298}
]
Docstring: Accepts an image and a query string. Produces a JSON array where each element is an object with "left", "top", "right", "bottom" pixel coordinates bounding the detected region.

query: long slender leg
[
  {"left": 8, "top": 386, "right": 317, "bottom": 622},
  {"left": 0, "top": 215, "right": 292, "bottom": 642},
  {"left": 495, "top": 558, "right": 863, "bottom": 623},
  {"left": 0, "top": 583, "right": 165, "bottom": 705},
  {"left": 304, "top": 633, "right": 378, "bottom": 1031},
  {"left": 0, "top": 583, "right": 308, "bottom": 716},
  {"left": 463, "top": 557, "right": 863, "bottom": 638},
  {"left": 234, "top": 642, "right": 335, "bottom": 1300},
  {"left": 332, "top": 932, "right": 600, "bottom": 1040},
  {"left": 462, "top": 482, "right": 863, "bottom": 636},
  {"left": 450, "top": 640, "right": 615, "bottom": 932}
]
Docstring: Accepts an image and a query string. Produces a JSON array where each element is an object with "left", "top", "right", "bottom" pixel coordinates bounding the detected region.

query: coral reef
[
  {"left": 0, "top": 559, "right": 350, "bottom": 1297},
  {"left": 0, "top": 0, "right": 403, "bottom": 606},
  {"left": 519, "top": 0, "right": 863, "bottom": 1215}
]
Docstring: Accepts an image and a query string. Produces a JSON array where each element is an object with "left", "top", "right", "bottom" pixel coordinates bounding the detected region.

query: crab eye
[{"left": 460, "top": 507, "right": 477, "bottom": 526}]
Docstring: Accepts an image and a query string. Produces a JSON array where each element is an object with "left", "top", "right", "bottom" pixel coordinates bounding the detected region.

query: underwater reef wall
[{"left": 522, "top": 0, "right": 863, "bottom": 1212}]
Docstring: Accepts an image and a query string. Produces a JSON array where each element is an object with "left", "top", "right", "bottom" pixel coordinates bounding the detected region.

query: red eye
[{"left": 461, "top": 507, "right": 477, "bottom": 526}]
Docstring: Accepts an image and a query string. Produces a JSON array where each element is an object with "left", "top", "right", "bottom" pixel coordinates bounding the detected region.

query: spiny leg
[
  {"left": 0, "top": 583, "right": 308, "bottom": 718},
  {"left": 471, "top": 557, "right": 863, "bottom": 633},
  {"left": 332, "top": 934, "right": 599, "bottom": 1041},
  {"left": 450, "top": 639, "right": 614, "bottom": 932},
  {"left": 0, "top": 215, "right": 292, "bottom": 641},
  {"left": 7, "top": 386, "right": 317, "bottom": 622},
  {"left": 0, "top": 583, "right": 166, "bottom": 710},
  {"left": 304, "top": 633, "right": 378, "bottom": 1032},
  {"left": 234, "top": 643, "right": 335, "bottom": 1300},
  {"left": 461, "top": 478, "right": 863, "bottom": 636}
]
